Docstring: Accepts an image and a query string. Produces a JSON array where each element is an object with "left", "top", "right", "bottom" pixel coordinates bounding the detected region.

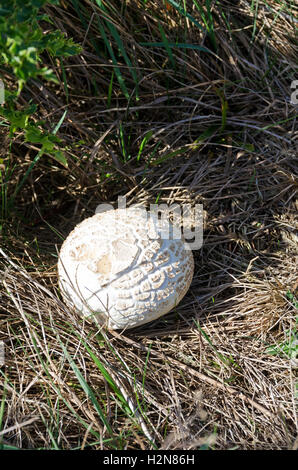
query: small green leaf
[{"left": 51, "top": 150, "right": 68, "bottom": 167}]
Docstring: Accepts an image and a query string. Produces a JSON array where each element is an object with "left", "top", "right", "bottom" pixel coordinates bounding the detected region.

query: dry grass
[{"left": 0, "top": 0, "right": 297, "bottom": 450}]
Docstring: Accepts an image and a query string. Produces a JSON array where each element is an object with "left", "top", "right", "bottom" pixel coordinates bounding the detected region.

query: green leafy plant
[
  {"left": 266, "top": 329, "right": 298, "bottom": 361},
  {"left": 0, "top": 0, "right": 81, "bottom": 93},
  {"left": 0, "top": 0, "right": 81, "bottom": 188}
]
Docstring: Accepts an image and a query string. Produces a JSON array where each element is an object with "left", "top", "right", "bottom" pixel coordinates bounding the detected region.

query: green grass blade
[
  {"left": 157, "top": 22, "right": 175, "bottom": 68},
  {"left": 12, "top": 149, "right": 43, "bottom": 200},
  {"left": 0, "top": 378, "right": 6, "bottom": 435},
  {"left": 151, "top": 146, "right": 189, "bottom": 166},
  {"left": 193, "top": 0, "right": 217, "bottom": 51},
  {"left": 165, "top": 0, "right": 206, "bottom": 31},
  {"left": 101, "top": 12, "right": 139, "bottom": 95},
  {"left": 107, "top": 70, "right": 114, "bottom": 108},
  {"left": 60, "top": 59, "right": 69, "bottom": 103},
  {"left": 137, "top": 130, "right": 153, "bottom": 161},
  {"left": 79, "top": 338, "right": 131, "bottom": 414},
  {"left": 139, "top": 42, "right": 210, "bottom": 53},
  {"left": 193, "top": 125, "right": 220, "bottom": 148},
  {"left": 19, "top": 328, "right": 103, "bottom": 443},
  {"left": 96, "top": 17, "right": 129, "bottom": 99},
  {"left": 60, "top": 343, "right": 115, "bottom": 437},
  {"left": 221, "top": 98, "right": 228, "bottom": 131},
  {"left": 52, "top": 110, "right": 68, "bottom": 135},
  {"left": 215, "top": 88, "right": 228, "bottom": 132},
  {"left": 38, "top": 410, "right": 60, "bottom": 450},
  {"left": 0, "top": 444, "right": 20, "bottom": 449}
]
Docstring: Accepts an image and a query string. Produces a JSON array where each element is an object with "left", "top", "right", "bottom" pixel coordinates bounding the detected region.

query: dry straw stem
[
  {"left": 110, "top": 330, "right": 278, "bottom": 420},
  {"left": 0, "top": 0, "right": 297, "bottom": 450}
]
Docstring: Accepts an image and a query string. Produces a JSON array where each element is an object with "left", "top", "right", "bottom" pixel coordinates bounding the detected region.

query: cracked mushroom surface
[{"left": 58, "top": 207, "right": 194, "bottom": 330}]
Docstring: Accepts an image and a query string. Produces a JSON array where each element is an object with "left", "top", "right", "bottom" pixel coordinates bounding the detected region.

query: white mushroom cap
[{"left": 57, "top": 207, "right": 194, "bottom": 330}]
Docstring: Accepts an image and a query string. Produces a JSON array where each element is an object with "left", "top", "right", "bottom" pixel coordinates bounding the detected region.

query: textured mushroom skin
[{"left": 58, "top": 208, "right": 194, "bottom": 329}]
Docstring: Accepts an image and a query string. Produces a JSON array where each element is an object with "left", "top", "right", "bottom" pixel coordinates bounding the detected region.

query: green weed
[{"left": 0, "top": 0, "right": 81, "bottom": 208}]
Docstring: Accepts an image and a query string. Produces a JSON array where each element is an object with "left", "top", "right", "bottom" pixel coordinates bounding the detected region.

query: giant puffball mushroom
[{"left": 58, "top": 207, "right": 194, "bottom": 330}]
